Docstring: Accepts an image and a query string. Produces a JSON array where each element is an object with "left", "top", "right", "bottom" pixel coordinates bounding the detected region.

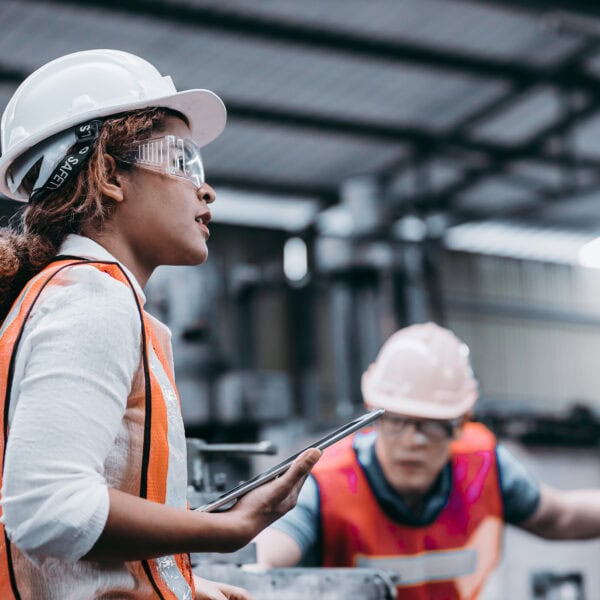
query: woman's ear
[{"left": 100, "top": 153, "right": 124, "bottom": 203}]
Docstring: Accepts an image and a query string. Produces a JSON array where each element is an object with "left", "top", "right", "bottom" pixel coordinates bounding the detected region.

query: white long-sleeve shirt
[{"left": 0, "top": 234, "right": 188, "bottom": 598}]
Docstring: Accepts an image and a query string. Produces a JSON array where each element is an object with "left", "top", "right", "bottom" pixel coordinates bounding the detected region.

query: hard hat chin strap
[{"left": 29, "top": 120, "right": 103, "bottom": 203}]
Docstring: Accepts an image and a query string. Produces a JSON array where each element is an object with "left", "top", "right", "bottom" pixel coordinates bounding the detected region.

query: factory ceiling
[{"left": 3, "top": 0, "right": 600, "bottom": 232}]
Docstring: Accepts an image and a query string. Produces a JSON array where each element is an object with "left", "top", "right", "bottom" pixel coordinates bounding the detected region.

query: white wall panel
[{"left": 443, "top": 250, "right": 600, "bottom": 413}]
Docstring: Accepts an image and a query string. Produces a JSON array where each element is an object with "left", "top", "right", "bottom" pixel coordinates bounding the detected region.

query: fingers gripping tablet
[{"left": 195, "top": 408, "right": 385, "bottom": 513}]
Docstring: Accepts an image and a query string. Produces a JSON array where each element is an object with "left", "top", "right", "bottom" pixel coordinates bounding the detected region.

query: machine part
[
  {"left": 531, "top": 570, "right": 585, "bottom": 600},
  {"left": 477, "top": 404, "right": 600, "bottom": 447},
  {"left": 186, "top": 438, "right": 277, "bottom": 509},
  {"left": 194, "top": 565, "right": 397, "bottom": 600}
]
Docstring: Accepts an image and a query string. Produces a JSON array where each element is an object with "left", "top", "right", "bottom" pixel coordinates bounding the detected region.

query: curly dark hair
[{"left": 0, "top": 107, "right": 176, "bottom": 322}]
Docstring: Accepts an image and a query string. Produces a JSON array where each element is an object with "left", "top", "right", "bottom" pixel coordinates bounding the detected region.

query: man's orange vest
[
  {"left": 312, "top": 423, "right": 503, "bottom": 600},
  {"left": 0, "top": 259, "right": 194, "bottom": 600}
]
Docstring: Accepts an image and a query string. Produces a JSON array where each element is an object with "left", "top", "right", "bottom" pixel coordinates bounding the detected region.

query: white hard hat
[
  {"left": 361, "top": 322, "right": 478, "bottom": 420},
  {"left": 0, "top": 49, "right": 227, "bottom": 201}
]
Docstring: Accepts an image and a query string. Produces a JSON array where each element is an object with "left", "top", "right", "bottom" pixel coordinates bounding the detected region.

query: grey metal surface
[
  {"left": 191, "top": 544, "right": 257, "bottom": 568},
  {"left": 193, "top": 565, "right": 396, "bottom": 600}
]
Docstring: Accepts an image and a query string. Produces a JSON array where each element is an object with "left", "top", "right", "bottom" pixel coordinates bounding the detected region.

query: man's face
[{"left": 374, "top": 412, "right": 461, "bottom": 498}]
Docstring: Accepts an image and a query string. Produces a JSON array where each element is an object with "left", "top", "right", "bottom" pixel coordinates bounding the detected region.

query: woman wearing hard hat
[
  {"left": 256, "top": 322, "right": 600, "bottom": 600},
  {"left": 0, "top": 50, "right": 320, "bottom": 600}
]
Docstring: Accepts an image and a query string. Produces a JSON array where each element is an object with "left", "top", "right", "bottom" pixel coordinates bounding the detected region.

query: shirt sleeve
[
  {"left": 0, "top": 266, "right": 141, "bottom": 564},
  {"left": 496, "top": 443, "right": 541, "bottom": 524},
  {"left": 269, "top": 474, "right": 320, "bottom": 564}
]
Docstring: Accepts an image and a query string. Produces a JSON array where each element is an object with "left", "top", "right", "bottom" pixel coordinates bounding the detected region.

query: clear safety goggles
[
  {"left": 378, "top": 415, "right": 461, "bottom": 441},
  {"left": 120, "top": 135, "right": 205, "bottom": 189}
]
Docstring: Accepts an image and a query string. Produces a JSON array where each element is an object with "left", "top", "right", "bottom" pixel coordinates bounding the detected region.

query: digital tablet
[{"left": 195, "top": 407, "right": 385, "bottom": 512}]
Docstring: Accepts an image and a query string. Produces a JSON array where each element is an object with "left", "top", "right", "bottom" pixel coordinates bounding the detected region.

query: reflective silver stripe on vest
[
  {"left": 155, "top": 555, "right": 192, "bottom": 600},
  {"left": 357, "top": 548, "right": 477, "bottom": 586},
  {"left": 149, "top": 346, "right": 192, "bottom": 600}
]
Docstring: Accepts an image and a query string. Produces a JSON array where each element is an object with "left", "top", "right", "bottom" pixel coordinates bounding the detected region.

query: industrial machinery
[{"left": 531, "top": 571, "right": 585, "bottom": 600}]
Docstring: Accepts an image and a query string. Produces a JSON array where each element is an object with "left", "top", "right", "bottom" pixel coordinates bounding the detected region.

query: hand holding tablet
[{"left": 196, "top": 408, "right": 385, "bottom": 512}]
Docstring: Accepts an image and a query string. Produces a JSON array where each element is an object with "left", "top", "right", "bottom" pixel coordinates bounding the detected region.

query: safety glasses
[
  {"left": 378, "top": 415, "right": 461, "bottom": 441},
  {"left": 120, "top": 135, "right": 205, "bottom": 189}
]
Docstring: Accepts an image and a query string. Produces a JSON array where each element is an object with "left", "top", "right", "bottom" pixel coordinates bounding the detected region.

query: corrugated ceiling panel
[
  {"left": 206, "top": 120, "right": 406, "bottom": 187},
  {"left": 573, "top": 112, "right": 600, "bottom": 158},
  {"left": 468, "top": 86, "right": 562, "bottom": 145},
  {"left": 536, "top": 190, "right": 600, "bottom": 227},
  {"left": 174, "top": 0, "right": 584, "bottom": 66},
  {"left": 456, "top": 178, "right": 534, "bottom": 212},
  {"left": 0, "top": 0, "right": 595, "bottom": 226},
  {"left": 584, "top": 50, "right": 600, "bottom": 78},
  {"left": 387, "top": 160, "right": 463, "bottom": 198},
  {"left": 509, "top": 161, "right": 569, "bottom": 189},
  {"left": 0, "top": 1, "right": 507, "bottom": 132}
]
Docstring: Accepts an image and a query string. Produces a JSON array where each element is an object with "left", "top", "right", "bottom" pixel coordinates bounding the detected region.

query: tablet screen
[{"left": 195, "top": 408, "right": 385, "bottom": 512}]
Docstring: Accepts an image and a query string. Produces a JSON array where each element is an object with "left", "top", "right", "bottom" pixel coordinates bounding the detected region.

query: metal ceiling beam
[
  {"left": 479, "top": 1, "right": 600, "bottom": 20},
  {"left": 26, "top": 0, "right": 600, "bottom": 95},
  {"left": 0, "top": 64, "right": 27, "bottom": 83},
  {"left": 409, "top": 90, "right": 600, "bottom": 216},
  {"left": 3, "top": 1, "right": 600, "bottom": 216},
  {"left": 228, "top": 100, "right": 600, "bottom": 174},
  {"left": 453, "top": 175, "right": 600, "bottom": 222},
  {"left": 1, "top": 64, "right": 593, "bottom": 172},
  {"left": 451, "top": 39, "right": 600, "bottom": 141},
  {"left": 392, "top": 38, "right": 600, "bottom": 208},
  {"left": 225, "top": 100, "right": 600, "bottom": 168}
]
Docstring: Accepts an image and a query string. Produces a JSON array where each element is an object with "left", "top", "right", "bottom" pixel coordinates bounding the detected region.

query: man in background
[{"left": 255, "top": 322, "right": 600, "bottom": 599}]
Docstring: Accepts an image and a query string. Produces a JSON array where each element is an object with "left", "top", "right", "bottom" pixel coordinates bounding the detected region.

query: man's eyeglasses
[
  {"left": 118, "top": 135, "right": 205, "bottom": 190},
  {"left": 378, "top": 415, "right": 461, "bottom": 441}
]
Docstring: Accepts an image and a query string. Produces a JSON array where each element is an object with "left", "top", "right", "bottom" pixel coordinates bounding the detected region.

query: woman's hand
[
  {"left": 84, "top": 448, "right": 320, "bottom": 561},
  {"left": 232, "top": 448, "right": 321, "bottom": 536},
  {"left": 193, "top": 575, "right": 252, "bottom": 600}
]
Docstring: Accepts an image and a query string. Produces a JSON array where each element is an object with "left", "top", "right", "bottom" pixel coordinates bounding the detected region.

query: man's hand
[{"left": 194, "top": 575, "right": 252, "bottom": 600}]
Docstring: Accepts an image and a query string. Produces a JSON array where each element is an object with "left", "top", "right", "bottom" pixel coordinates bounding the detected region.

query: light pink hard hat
[{"left": 361, "top": 322, "right": 478, "bottom": 420}]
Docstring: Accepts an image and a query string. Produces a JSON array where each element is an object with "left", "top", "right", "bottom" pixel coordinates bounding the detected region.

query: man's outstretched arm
[{"left": 519, "top": 485, "right": 600, "bottom": 540}]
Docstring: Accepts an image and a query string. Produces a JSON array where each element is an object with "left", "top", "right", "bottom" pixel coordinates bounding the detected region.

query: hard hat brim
[
  {"left": 0, "top": 88, "right": 226, "bottom": 201},
  {"left": 364, "top": 395, "right": 477, "bottom": 420},
  {"left": 361, "top": 370, "right": 478, "bottom": 420}
]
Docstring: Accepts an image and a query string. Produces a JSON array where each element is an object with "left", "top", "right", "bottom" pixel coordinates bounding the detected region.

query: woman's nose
[{"left": 198, "top": 182, "right": 216, "bottom": 204}]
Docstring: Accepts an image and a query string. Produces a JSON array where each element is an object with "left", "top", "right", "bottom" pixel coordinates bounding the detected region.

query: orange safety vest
[
  {"left": 0, "top": 259, "right": 194, "bottom": 599},
  {"left": 313, "top": 423, "right": 503, "bottom": 600}
]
